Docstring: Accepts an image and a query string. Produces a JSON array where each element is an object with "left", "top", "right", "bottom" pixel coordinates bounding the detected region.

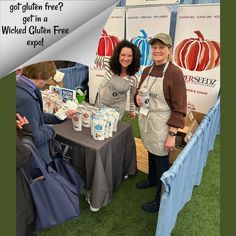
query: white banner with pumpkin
[
  {"left": 125, "top": 6, "right": 171, "bottom": 111},
  {"left": 89, "top": 7, "right": 125, "bottom": 104},
  {"left": 174, "top": 4, "right": 220, "bottom": 113},
  {"left": 126, "top": 6, "right": 171, "bottom": 70}
]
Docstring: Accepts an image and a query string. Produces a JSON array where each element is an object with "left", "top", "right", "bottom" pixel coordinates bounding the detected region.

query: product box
[
  {"left": 169, "top": 135, "right": 185, "bottom": 164},
  {"left": 178, "top": 111, "right": 205, "bottom": 143},
  {"left": 169, "top": 111, "right": 205, "bottom": 164},
  {"left": 49, "top": 85, "right": 76, "bottom": 102},
  {"left": 169, "top": 147, "right": 183, "bottom": 165}
]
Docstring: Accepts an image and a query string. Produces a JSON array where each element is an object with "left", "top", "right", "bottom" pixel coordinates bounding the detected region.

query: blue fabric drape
[
  {"left": 156, "top": 97, "right": 220, "bottom": 236},
  {"left": 180, "top": 0, "right": 220, "bottom": 4},
  {"left": 117, "top": 0, "right": 126, "bottom": 7},
  {"left": 58, "top": 63, "right": 88, "bottom": 90},
  {"left": 119, "top": 0, "right": 220, "bottom": 6}
]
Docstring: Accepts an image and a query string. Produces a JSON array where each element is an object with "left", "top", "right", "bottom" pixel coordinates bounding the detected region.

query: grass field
[{"left": 39, "top": 114, "right": 220, "bottom": 236}]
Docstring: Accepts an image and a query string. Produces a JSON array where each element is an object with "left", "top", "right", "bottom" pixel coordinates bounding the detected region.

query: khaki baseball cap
[{"left": 149, "top": 33, "right": 172, "bottom": 47}]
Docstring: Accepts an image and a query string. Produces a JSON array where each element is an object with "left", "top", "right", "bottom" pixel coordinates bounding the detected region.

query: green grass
[
  {"left": 39, "top": 172, "right": 157, "bottom": 236},
  {"left": 39, "top": 113, "right": 220, "bottom": 236},
  {"left": 121, "top": 112, "right": 141, "bottom": 138}
]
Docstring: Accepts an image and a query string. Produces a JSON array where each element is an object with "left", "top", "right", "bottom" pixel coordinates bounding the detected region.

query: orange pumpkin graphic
[{"left": 174, "top": 31, "right": 220, "bottom": 71}]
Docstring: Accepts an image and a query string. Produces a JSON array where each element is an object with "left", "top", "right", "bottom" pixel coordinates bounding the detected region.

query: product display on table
[
  {"left": 54, "top": 100, "right": 78, "bottom": 120},
  {"left": 76, "top": 88, "right": 87, "bottom": 103},
  {"left": 72, "top": 103, "right": 120, "bottom": 141},
  {"left": 49, "top": 85, "right": 76, "bottom": 102},
  {"left": 72, "top": 111, "right": 83, "bottom": 131},
  {"left": 42, "top": 87, "right": 120, "bottom": 140},
  {"left": 42, "top": 90, "right": 64, "bottom": 114}
]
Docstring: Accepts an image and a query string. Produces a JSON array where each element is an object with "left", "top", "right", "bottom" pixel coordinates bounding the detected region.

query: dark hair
[
  {"left": 109, "top": 40, "right": 141, "bottom": 76},
  {"left": 22, "top": 61, "right": 56, "bottom": 81}
]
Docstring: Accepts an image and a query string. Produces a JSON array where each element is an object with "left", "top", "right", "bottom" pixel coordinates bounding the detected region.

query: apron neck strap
[{"left": 162, "top": 61, "right": 169, "bottom": 78}]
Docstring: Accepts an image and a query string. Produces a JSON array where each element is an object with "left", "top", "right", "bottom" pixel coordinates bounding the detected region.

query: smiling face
[
  {"left": 151, "top": 41, "right": 171, "bottom": 65},
  {"left": 119, "top": 47, "right": 133, "bottom": 71}
]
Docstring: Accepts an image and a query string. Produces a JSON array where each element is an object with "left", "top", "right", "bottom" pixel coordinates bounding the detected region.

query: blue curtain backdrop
[
  {"left": 58, "top": 63, "right": 88, "bottom": 91},
  {"left": 180, "top": 0, "right": 219, "bottom": 3},
  {"left": 117, "top": 0, "right": 126, "bottom": 7},
  {"left": 156, "top": 97, "right": 220, "bottom": 236},
  {"left": 118, "top": 0, "right": 220, "bottom": 6}
]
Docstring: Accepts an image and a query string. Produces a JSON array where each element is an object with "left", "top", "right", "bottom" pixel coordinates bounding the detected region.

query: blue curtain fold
[
  {"left": 58, "top": 63, "right": 88, "bottom": 90},
  {"left": 119, "top": 0, "right": 220, "bottom": 6},
  {"left": 180, "top": 0, "right": 220, "bottom": 4},
  {"left": 156, "top": 97, "right": 220, "bottom": 236}
]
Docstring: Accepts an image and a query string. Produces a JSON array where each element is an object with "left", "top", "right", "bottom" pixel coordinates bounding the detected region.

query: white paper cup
[{"left": 72, "top": 112, "right": 82, "bottom": 131}]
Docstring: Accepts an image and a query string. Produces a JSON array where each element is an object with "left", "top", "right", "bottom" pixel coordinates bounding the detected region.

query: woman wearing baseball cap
[{"left": 134, "top": 33, "right": 187, "bottom": 213}]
